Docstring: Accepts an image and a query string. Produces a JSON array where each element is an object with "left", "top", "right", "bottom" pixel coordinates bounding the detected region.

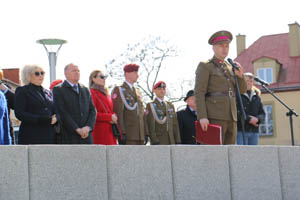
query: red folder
[{"left": 195, "top": 121, "right": 222, "bottom": 145}]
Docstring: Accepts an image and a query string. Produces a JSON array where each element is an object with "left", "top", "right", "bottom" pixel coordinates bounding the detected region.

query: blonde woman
[
  {"left": 236, "top": 72, "right": 265, "bottom": 145},
  {"left": 14, "top": 65, "right": 57, "bottom": 144},
  {"left": 89, "top": 70, "right": 117, "bottom": 145}
]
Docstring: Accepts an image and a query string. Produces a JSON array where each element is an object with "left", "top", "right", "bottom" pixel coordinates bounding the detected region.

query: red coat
[{"left": 90, "top": 89, "right": 117, "bottom": 145}]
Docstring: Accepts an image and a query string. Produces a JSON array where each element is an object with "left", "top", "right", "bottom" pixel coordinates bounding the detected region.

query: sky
[{"left": 0, "top": 0, "right": 299, "bottom": 90}]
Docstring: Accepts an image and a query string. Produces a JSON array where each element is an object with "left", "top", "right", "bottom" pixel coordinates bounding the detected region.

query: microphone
[
  {"left": 227, "top": 58, "right": 240, "bottom": 71},
  {"left": 253, "top": 76, "right": 270, "bottom": 86}
]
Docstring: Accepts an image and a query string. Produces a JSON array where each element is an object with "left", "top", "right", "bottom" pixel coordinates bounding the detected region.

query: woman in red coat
[{"left": 89, "top": 70, "right": 117, "bottom": 145}]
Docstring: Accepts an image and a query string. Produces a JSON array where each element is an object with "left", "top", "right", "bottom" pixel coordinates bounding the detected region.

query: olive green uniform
[
  {"left": 112, "top": 82, "right": 146, "bottom": 145},
  {"left": 146, "top": 98, "right": 181, "bottom": 145},
  {"left": 194, "top": 56, "right": 247, "bottom": 144}
]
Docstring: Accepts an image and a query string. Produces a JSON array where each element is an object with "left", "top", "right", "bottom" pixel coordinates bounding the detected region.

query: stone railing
[{"left": 0, "top": 145, "right": 299, "bottom": 200}]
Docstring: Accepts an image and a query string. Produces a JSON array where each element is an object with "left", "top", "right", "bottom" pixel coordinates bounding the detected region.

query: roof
[
  {"left": 235, "top": 33, "right": 300, "bottom": 89},
  {"left": 2, "top": 68, "right": 20, "bottom": 84}
]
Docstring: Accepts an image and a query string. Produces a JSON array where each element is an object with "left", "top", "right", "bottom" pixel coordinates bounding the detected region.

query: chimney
[
  {"left": 288, "top": 22, "right": 300, "bottom": 57},
  {"left": 236, "top": 34, "right": 246, "bottom": 56},
  {"left": 3, "top": 68, "right": 20, "bottom": 84}
]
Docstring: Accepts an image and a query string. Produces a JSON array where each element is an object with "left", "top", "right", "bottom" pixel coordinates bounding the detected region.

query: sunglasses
[
  {"left": 34, "top": 71, "right": 45, "bottom": 76},
  {"left": 96, "top": 75, "right": 107, "bottom": 79}
]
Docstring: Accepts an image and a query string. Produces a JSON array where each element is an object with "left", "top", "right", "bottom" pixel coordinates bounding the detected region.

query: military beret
[
  {"left": 153, "top": 81, "right": 166, "bottom": 89},
  {"left": 208, "top": 30, "right": 233, "bottom": 45},
  {"left": 49, "top": 79, "right": 63, "bottom": 90},
  {"left": 123, "top": 64, "right": 140, "bottom": 72},
  {"left": 184, "top": 90, "right": 194, "bottom": 101}
]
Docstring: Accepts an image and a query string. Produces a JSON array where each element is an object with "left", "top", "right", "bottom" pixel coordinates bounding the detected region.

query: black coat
[
  {"left": 176, "top": 106, "right": 197, "bottom": 144},
  {"left": 14, "top": 84, "right": 57, "bottom": 144},
  {"left": 237, "top": 91, "right": 265, "bottom": 133},
  {"left": 53, "top": 81, "right": 96, "bottom": 144}
]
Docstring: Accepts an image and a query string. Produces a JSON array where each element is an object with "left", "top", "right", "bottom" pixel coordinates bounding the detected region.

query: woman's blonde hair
[
  {"left": 244, "top": 73, "right": 261, "bottom": 96},
  {"left": 21, "top": 65, "right": 44, "bottom": 85},
  {"left": 89, "top": 70, "right": 109, "bottom": 92}
]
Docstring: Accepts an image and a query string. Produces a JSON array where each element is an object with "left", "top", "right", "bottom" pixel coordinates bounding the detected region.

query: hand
[
  {"left": 234, "top": 62, "right": 244, "bottom": 78},
  {"left": 81, "top": 126, "right": 91, "bottom": 139},
  {"left": 249, "top": 115, "right": 259, "bottom": 127},
  {"left": 76, "top": 128, "right": 87, "bottom": 139},
  {"left": 51, "top": 114, "right": 57, "bottom": 125},
  {"left": 0, "top": 83, "right": 7, "bottom": 92},
  {"left": 111, "top": 114, "right": 118, "bottom": 124},
  {"left": 199, "top": 118, "right": 209, "bottom": 131}
]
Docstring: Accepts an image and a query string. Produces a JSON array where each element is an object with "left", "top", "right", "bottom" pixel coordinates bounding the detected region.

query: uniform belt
[{"left": 206, "top": 91, "right": 235, "bottom": 97}]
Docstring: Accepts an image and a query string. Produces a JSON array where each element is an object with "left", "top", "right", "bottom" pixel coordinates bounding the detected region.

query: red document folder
[{"left": 195, "top": 121, "right": 222, "bottom": 145}]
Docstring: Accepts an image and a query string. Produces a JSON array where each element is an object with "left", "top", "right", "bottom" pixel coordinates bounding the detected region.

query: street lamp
[{"left": 36, "top": 38, "right": 67, "bottom": 84}]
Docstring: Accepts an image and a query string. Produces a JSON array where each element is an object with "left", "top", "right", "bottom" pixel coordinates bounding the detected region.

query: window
[
  {"left": 257, "top": 68, "right": 273, "bottom": 83},
  {"left": 259, "top": 104, "right": 274, "bottom": 136}
]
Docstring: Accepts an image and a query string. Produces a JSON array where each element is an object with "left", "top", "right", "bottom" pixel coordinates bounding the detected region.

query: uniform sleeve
[
  {"left": 172, "top": 104, "right": 181, "bottom": 144},
  {"left": 146, "top": 103, "right": 159, "bottom": 144},
  {"left": 237, "top": 75, "right": 247, "bottom": 94},
  {"left": 194, "top": 62, "right": 210, "bottom": 120},
  {"left": 112, "top": 87, "right": 126, "bottom": 134}
]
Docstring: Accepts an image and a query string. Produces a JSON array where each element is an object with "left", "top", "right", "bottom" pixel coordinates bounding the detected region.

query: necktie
[{"left": 73, "top": 84, "right": 79, "bottom": 94}]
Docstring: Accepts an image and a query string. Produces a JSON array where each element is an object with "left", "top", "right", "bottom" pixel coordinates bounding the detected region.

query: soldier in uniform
[
  {"left": 145, "top": 81, "right": 181, "bottom": 145},
  {"left": 194, "top": 30, "right": 247, "bottom": 145},
  {"left": 111, "top": 64, "right": 147, "bottom": 145}
]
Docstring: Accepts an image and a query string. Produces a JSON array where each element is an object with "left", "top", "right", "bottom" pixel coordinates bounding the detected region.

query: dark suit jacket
[
  {"left": 176, "top": 106, "right": 197, "bottom": 144},
  {"left": 14, "top": 84, "right": 57, "bottom": 144},
  {"left": 53, "top": 81, "right": 96, "bottom": 144}
]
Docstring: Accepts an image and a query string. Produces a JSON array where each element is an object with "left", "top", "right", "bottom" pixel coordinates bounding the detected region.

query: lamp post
[{"left": 36, "top": 39, "right": 67, "bottom": 84}]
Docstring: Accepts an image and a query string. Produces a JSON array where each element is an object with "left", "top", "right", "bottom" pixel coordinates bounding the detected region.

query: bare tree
[{"left": 105, "top": 35, "right": 192, "bottom": 103}]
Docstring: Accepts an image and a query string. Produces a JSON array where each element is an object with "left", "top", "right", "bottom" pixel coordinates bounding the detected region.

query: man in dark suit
[
  {"left": 177, "top": 90, "right": 198, "bottom": 144},
  {"left": 53, "top": 63, "right": 96, "bottom": 144}
]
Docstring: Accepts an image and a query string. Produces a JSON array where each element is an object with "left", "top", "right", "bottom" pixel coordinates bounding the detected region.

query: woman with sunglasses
[
  {"left": 89, "top": 70, "right": 117, "bottom": 145},
  {"left": 14, "top": 65, "right": 57, "bottom": 144}
]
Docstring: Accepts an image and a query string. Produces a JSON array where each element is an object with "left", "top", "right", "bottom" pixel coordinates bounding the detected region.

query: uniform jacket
[
  {"left": 194, "top": 56, "right": 247, "bottom": 121},
  {"left": 237, "top": 90, "right": 265, "bottom": 133},
  {"left": 146, "top": 98, "right": 181, "bottom": 145},
  {"left": 14, "top": 84, "right": 57, "bottom": 144},
  {"left": 111, "top": 82, "right": 146, "bottom": 141},
  {"left": 90, "top": 88, "right": 117, "bottom": 145},
  {"left": 53, "top": 81, "right": 96, "bottom": 144},
  {"left": 177, "top": 106, "right": 197, "bottom": 144},
  {"left": 0, "top": 91, "right": 11, "bottom": 145}
]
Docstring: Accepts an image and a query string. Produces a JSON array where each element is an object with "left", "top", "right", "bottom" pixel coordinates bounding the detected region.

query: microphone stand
[
  {"left": 260, "top": 83, "right": 298, "bottom": 146},
  {"left": 232, "top": 68, "right": 247, "bottom": 145}
]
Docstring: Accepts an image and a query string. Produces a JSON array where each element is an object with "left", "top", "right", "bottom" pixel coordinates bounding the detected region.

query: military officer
[
  {"left": 194, "top": 30, "right": 247, "bottom": 144},
  {"left": 145, "top": 81, "right": 181, "bottom": 145},
  {"left": 112, "top": 64, "right": 147, "bottom": 145}
]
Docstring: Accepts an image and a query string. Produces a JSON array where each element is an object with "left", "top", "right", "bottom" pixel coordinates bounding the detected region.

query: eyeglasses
[{"left": 34, "top": 71, "right": 45, "bottom": 76}]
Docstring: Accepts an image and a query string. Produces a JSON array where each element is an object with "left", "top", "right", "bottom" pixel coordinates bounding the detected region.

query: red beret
[
  {"left": 153, "top": 81, "right": 166, "bottom": 89},
  {"left": 49, "top": 79, "right": 63, "bottom": 90},
  {"left": 123, "top": 64, "right": 139, "bottom": 72}
]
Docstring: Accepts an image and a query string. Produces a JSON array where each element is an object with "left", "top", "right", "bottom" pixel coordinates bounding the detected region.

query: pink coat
[{"left": 90, "top": 89, "right": 117, "bottom": 145}]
